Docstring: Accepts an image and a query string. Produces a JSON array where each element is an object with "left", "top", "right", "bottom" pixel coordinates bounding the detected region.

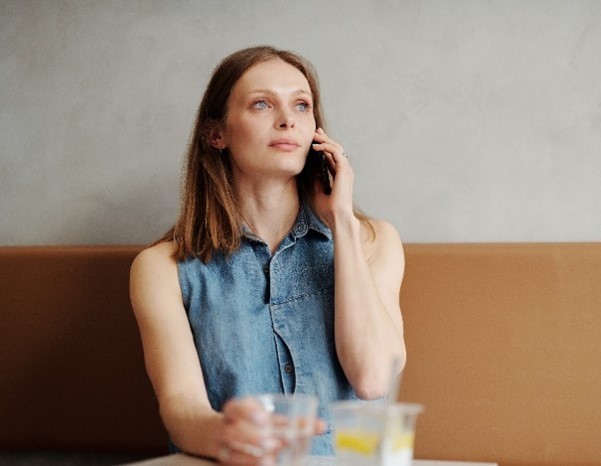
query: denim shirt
[{"left": 177, "top": 204, "right": 358, "bottom": 455}]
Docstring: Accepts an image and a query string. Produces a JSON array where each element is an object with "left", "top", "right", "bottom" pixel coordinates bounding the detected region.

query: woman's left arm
[
  {"left": 333, "top": 215, "right": 405, "bottom": 400},
  {"left": 312, "top": 129, "right": 406, "bottom": 400}
]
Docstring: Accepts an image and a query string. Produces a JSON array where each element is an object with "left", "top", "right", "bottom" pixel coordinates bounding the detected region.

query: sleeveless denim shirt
[{"left": 177, "top": 204, "right": 358, "bottom": 455}]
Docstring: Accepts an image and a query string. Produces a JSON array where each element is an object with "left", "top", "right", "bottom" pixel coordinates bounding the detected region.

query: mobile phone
[{"left": 308, "top": 146, "right": 332, "bottom": 195}]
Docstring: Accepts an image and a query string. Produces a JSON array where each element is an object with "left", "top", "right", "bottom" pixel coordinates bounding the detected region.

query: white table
[{"left": 125, "top": 453, "right": 498, "bottom": 466}]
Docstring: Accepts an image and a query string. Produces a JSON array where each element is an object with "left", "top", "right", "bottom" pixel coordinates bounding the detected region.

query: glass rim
[{"left": 329, "top": 400, "right": 424, "bottom": 415}]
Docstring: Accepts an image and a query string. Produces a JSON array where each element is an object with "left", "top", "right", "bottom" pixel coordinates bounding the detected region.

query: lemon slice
[
  {"left": 335, "top": 431, "right": 380, "bottom": 455},
  {"left": 391, "top": 432, "right": 414, "bottom": 451}
]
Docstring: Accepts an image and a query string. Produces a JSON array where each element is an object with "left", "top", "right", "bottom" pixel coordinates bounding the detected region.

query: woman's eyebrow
[{"left": 245, "top": 89, "right": 312, "bottom": 97}]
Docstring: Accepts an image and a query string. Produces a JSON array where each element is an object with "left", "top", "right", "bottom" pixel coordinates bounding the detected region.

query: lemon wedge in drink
[
  {"left": 391, "top": 432, "right": 414, "bottom": 451},
  {"left": 335, "top": 431, "right": 379, "bottom": 455}
]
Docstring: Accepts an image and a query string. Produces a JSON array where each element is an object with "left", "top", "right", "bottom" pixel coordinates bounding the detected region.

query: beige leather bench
[
  {"left": 1, "top": 243, "right": 600, "bottom": 465},
  {"left": 0, "top": 246, "right": 165, "bottom": 457},
  {"left": 399, "top": 243, "right": 601, "bottom": 466}
]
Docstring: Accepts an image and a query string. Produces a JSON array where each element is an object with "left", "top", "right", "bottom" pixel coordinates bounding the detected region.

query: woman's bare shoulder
[
  {"left": 361, "top": 218, "right": 404, "bottom": 264},
  {"left": 372, "top": 218, "right": 401, "bottom": 240},
  {"left": 130, "top": 242, "right": 181, "bottom": 288},
  {"left": 130, "top": 241, "right": 183, "bottom": 317},
  {"left": 361, "top": 217, "right": 402, "bottom": 246},
  {"left": 359, "top": 218, "right": 405, "bottom": 301},
  {"left": 132, "top": 241, "right": 177, "bottom": 269}
]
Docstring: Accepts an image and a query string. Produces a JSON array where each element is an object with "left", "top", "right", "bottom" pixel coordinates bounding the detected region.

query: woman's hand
[
  {"left": 311, "top": 128, "right": 355, "bottom": 228},
  {"left": 216, "top": 397, "right": 275, "bottom": 465},
  {"left": 215, "top": 397, "right": 326, "bottom": 465}
]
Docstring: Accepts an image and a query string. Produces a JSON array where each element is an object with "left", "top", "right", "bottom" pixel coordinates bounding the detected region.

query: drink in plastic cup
[
  {"left": 254, "top": 393, "right": 318, "bottom": 466},
  {"left": 330, "top": 401, "right": 423, "bottom": 466}
]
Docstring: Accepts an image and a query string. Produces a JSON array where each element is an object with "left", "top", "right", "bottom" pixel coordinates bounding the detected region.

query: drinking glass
[
  {"left": 254, "top": 393, "right": 318, "bottom": 466},
  {"left": 330, "top": 401, "right": 423, "bottom": 466}
]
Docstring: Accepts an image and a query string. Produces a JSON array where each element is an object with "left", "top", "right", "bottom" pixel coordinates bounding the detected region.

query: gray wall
[{"left": 2, "top": 0, "right": 600, "bottom": 245}]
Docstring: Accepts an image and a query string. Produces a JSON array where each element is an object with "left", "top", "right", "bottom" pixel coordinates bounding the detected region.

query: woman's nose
[{"left": 275, "top": 110, "right": 295, "bottom": 129}]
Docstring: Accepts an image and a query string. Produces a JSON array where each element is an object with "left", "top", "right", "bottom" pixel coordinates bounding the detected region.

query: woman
[{"left": 130, "top": 45, "right": 405, "bottom": 464}]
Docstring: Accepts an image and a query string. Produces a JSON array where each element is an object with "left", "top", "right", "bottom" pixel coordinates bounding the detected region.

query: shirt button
[
  {"left": 263, "top": 264, "right": 269, "bottom": 273},
  {"left": 284, "top": 363, "right": 293, "bottom": 374}
]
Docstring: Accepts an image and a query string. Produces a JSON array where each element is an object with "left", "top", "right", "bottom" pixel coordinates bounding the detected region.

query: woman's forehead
[{"left": 231, "top": 59, "right": 312, "bottom": 98}]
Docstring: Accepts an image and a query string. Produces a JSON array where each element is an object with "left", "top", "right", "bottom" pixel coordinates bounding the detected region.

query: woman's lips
[{"left": 270, "top": 139, "right": 300, "bottom": 151}]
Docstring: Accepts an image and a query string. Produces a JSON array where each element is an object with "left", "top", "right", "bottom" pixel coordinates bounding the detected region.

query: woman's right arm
[
  {"left": 131, "top": 242, "right": 325, "bottom": 463},
  {"left": 129, "top": 242, "right": 224, "bottom": 458}
]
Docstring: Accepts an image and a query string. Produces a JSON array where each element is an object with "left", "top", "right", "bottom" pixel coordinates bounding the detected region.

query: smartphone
[{"left": 308, "top": 146, "right": 332, "bottom": 195}]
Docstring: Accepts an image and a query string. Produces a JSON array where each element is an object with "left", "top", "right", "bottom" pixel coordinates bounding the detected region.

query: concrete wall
[{"left": 2, "top": 0, "right": 600, "bottom": 245}]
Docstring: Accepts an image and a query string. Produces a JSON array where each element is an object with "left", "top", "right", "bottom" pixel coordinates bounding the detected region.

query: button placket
[{"left": 263, "top": 262, "right": 270, "bottom": 303}]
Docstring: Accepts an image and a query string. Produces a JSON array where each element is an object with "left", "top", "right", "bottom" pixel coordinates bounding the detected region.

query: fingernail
[
  {"left": 261, "top": 438, "right": 282, "bottom": 452},
  {"left": 251, "top": 410, "right": 268, "bottom": 424}
]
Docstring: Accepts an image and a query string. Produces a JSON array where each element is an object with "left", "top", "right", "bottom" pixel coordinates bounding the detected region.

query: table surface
[{"left": 124, "top": 453, "right": 498, "bottom": 466}]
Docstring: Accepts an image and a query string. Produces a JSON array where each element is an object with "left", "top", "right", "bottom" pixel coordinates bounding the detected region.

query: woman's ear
[{"left": 208, "top": 128, "right": 226, "bottom": 150}]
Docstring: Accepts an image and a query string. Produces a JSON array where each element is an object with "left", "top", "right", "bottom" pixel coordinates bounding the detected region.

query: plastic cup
[
  {"left": 330, "top": 401, "right": 423, "bottom": 466},
  {"left": 254, "top": 393, "right": 318, "bottom": 466}
]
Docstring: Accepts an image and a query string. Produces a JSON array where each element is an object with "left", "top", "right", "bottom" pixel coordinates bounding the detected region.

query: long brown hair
[{"left": 161, "top": 46, "right": 372, "bottom": 262}]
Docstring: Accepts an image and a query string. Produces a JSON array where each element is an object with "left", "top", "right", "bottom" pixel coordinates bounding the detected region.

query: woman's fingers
[
  {"left": 217, "top": 398, "right": 326, "bottom": 465},
  {"left": 218, "top": 444, "right": 276, "bottom": 466},
  {"left": 223, "top": 397, "right": 268, "bottom": 425},
  {"left": 217, "top": 398, "right": 278, "bottom": 465},
  {"left": 312, "top": 129, "right": 353, "bottom": 189},
  {"left": 313, "top": 128, "right": 347, "bottom": 162},
  {"left": 314, "top": 418, "right": 327, "bottom": 435}
]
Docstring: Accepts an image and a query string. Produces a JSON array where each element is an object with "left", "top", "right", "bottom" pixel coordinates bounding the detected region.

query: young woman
[{"left": 130, "top": 46, "right": 405, "bottom": 464}]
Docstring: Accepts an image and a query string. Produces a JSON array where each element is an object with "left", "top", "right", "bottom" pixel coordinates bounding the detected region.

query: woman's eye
[
  {"left": 295, "top": 101, "right": 311, "bottom": 112},
  {"left": 252, "top": 100, "right": 270, "bottom": 110}
]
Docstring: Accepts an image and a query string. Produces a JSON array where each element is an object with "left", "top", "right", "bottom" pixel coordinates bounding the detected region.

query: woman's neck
[{"left": 237, "top": 180, "right": 301, "bottom": 254}]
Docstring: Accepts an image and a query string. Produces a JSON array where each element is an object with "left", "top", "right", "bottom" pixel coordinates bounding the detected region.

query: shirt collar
[
  {"left": 241, "top": 202, "right": 331, "bottom": 242},
  {"left": 293, "top": 202, "right": 332, "bottom": 240}
]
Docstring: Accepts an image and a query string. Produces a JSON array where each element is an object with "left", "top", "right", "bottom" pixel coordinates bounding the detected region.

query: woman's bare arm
[
  {"left": 312, "top": 129, "right": 405, "bottom": 399},
  {"left": 130, "top": 242, "right": 223, "bottom": 458},
  {"left": 332, "top": 217, "right": 405, "bottom": 399}
]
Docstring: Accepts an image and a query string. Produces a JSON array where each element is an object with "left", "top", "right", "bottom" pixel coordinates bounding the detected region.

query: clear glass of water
[{"left": 254, "top": 393, "right": 318, "bottom": 466}]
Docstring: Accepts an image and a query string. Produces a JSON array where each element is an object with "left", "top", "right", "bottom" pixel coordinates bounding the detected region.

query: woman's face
[{"left": 218, "top": 58, "right": 317, "bottom": 183}]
